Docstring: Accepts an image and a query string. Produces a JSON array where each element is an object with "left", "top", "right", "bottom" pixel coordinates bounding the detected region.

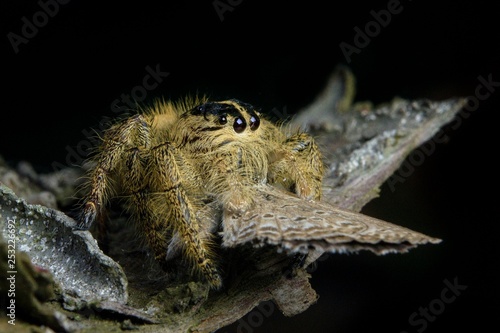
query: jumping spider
[{"left": 77, "top": 97, "right": 324, "bottom": 289}]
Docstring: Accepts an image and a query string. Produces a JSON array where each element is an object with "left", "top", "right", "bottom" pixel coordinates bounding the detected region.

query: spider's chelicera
[{"left": 77, "top": 97, "right": 324, "bottom": 289}]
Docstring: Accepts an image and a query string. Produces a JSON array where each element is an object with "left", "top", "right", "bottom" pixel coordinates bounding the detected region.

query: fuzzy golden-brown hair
[{"left": 77, "top": 97, "right": 324, "bottom": 289}]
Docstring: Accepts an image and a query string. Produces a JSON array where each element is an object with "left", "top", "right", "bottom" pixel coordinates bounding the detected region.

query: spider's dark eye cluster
[{"left": 192, "top": 101, "right": 261, "bottom": 133}]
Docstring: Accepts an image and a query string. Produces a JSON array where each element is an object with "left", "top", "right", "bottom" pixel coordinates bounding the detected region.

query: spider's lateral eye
[
  {"left": 233, "top": 117, "right": 247, "bottom": 133},
  {"left": 218, "top": 115, "right": 227, "bottom": 125},
  {"left": 249, "top": 114, "right": 260, "bottom": 131},
  {"left": 193, "top": 104, "right": 210, "bottom": 120}
]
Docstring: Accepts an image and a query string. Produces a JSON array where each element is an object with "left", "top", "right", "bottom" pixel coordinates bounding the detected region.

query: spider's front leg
[
  {"left": 148, "top": 143, "right": 223, "bottom": 289},
  {"left": 77, "top": 115, "right": 151, "bottom": 229},
  {"left": 268, "top": 132, "right": 324, "bottom": 200}
]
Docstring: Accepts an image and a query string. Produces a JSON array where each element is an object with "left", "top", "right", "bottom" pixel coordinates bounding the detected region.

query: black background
[{"left": 1, "top": 1, "right": 498, "bottom": 332}]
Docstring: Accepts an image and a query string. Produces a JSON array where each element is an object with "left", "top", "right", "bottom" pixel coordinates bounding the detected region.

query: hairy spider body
[{"left": 78, "top": 97, "right": 324, "bottom": 289}]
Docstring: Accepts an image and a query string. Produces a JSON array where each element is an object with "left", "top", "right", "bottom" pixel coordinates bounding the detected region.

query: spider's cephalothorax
[{"left": 77, "top": 97, "right": 324, "bottom": 289}]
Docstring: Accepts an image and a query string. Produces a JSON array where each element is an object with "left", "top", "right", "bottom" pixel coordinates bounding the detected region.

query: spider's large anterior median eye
[
  {"left": 233, "top": 117, "right": 247, "bottom": 133},
  {"left": 249, "top": 114, "right": 260, "bottom": 131}
]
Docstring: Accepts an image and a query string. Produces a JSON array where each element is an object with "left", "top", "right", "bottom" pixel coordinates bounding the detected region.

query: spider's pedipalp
[{"left": 267, "top": 132, "right": 324, "bottom": 201}]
